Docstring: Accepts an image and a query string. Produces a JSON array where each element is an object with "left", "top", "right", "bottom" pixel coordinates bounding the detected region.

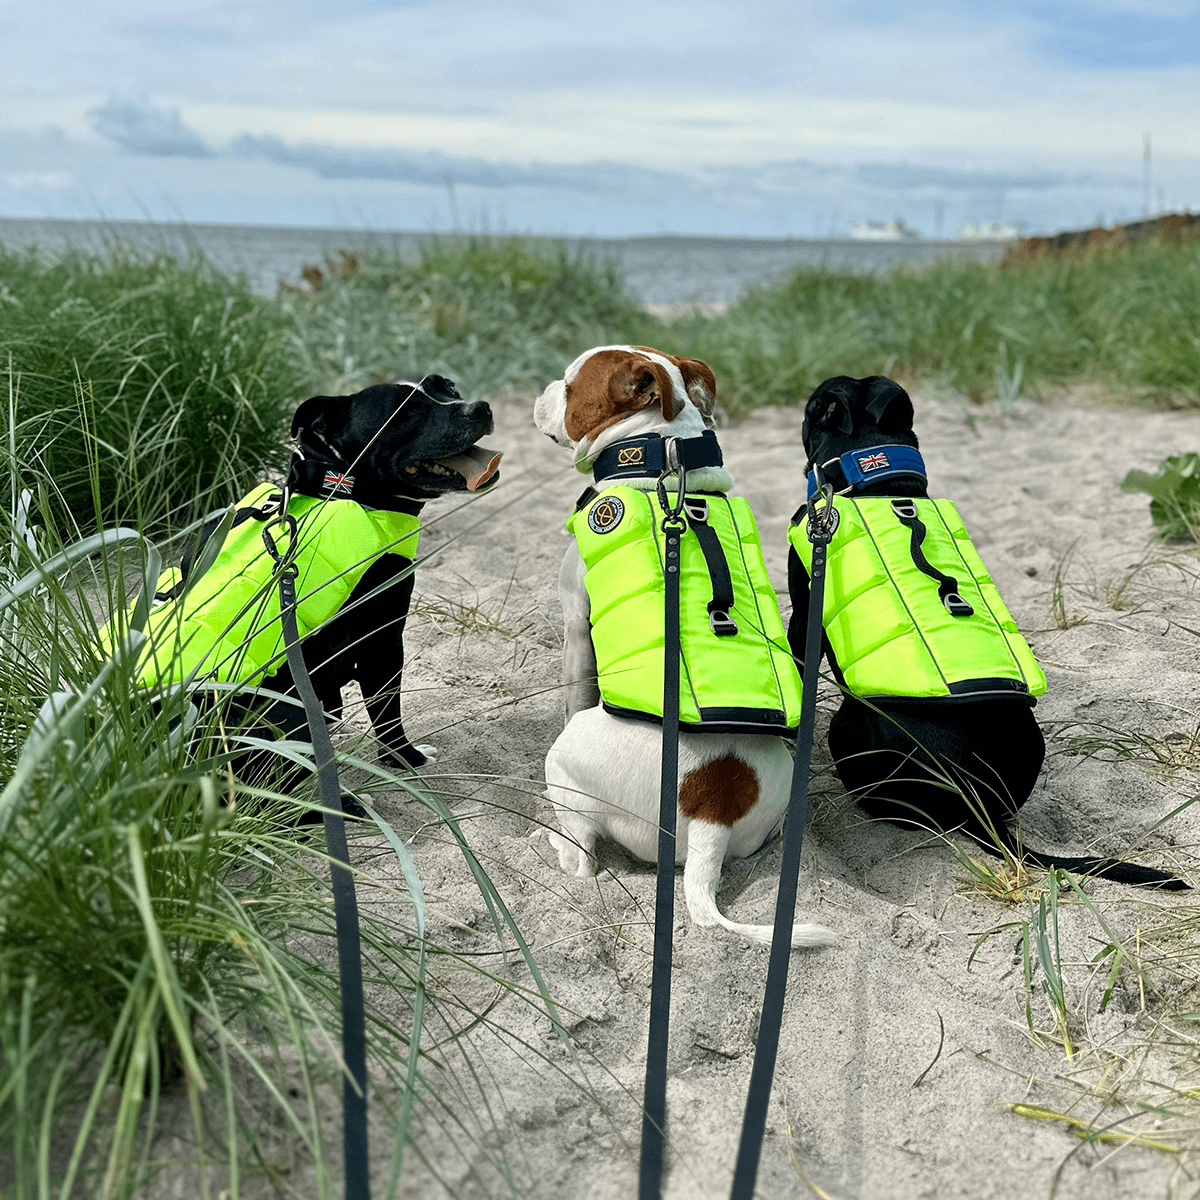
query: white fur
[{"left": 536, "top": 346, "right": 836, "bottom": 948}]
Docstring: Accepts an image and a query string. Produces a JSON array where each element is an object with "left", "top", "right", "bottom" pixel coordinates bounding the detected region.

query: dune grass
[
  {"left": 281, "top": 237, "right": 652, "bottom": 399},
  {"left": 0, "top": 244, "right": 300, "bottom": 533},
  {"left": 0, "top": 469, "right": 573, "bottom": 1197},
  {"left": 648, "top": 235, "right": 1200, "bottom": 413}
]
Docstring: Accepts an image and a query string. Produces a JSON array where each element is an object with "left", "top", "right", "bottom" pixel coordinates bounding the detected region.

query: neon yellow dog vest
[
  {"left": 789, "top": 494, "right": 1045, "bottom": 701},
  {"left": 569, "top": 485, "right": 802, "bottom": 734},
  {"left": 111, "top": 483, "right": 420, "bottom": 690}
]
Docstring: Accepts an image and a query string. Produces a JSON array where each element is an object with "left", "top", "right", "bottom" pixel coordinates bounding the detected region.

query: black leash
[
  {"left": 639, "top": 445, "right": 690, "bottom": 1200},
  {"left": 729, "top": 475, "right": 836, "bottom": 1200},
  {"left": 263, "top": 514, "right": 372, "bottom": 1200}
]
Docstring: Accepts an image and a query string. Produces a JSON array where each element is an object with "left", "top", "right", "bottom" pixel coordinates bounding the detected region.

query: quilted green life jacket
[
  {"left": 568, "top": 484, "right": 802, "bottom": 735},
  {"left": 788, "top": 494, "right": 1046, "bottom": 702},
  {"left": 112, "top": 483, "right": 420, "bottom": 690}
]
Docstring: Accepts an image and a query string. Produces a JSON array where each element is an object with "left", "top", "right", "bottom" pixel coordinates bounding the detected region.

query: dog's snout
[{"left": 467, "top": 399, "right": 493, "bottom": 431}]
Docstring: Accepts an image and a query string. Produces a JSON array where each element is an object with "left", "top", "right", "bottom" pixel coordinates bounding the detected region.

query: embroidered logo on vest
[{"left": 588, "top": 495, "right": 625, "bottom": 534}]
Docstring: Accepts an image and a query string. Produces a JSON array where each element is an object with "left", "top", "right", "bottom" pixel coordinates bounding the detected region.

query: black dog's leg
[{"left": 327, "top": 556, "right": 431, "bottom": 769}]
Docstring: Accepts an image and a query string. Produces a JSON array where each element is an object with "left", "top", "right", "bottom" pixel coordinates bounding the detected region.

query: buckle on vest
[
  {"left": 683, "top": 497, "right": 709, "bottom": 523},
  {"left": 709, "top": 608, "right": 738, "bottom": 636},
  {"left": 891, "top": 498, "right": 918, "bottom": 520},
  {"left": 942, "top": 591, "right": 974, "bottom": 617}
]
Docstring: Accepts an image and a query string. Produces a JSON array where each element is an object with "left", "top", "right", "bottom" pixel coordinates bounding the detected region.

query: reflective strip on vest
[
  {"left": 109, "top": 483, "right": 420, "bottom": 690},
  {"left": 569, "top": 485, "right": 802, "bottom": 735},
  {"left": 789, "top": 495, "right": 1046, "bottom": 701}
]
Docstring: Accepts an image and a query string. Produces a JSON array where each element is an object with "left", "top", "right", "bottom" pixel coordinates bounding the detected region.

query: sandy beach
[{"left": 322, "top": 382, "right": 1200, "bottom": 1200}]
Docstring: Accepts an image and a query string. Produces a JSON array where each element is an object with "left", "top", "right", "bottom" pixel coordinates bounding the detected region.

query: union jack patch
[
  {"left": 857, "top": 452, "right": 890, "bottom": 473},
  {"left": 323, "top": 470, "right": 355, "bottom": 494}
]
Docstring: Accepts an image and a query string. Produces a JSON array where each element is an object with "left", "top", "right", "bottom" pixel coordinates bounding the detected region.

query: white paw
[
  {"left": 414, "top": 744, "right": 438, "bottom": 764},
  {"left": 547, "top": 829, "right": 597, "bottom": 878}
]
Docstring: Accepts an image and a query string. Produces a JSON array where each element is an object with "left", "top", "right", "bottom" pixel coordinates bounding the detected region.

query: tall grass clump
[
  {"left": 0, "top": 475, "right": 566, "bottom": 1196},
  {"left": 0, "top": 244, "right": 301, "bottom": 532},
  {"left": 652, "top": 236, "right": 1200, "bottom": 413},
  {"left": 282, "top": 237, "right": 650, "bottom": 397}
]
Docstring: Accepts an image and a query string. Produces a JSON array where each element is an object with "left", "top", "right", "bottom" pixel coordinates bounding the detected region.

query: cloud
[
  {"left": 88, "top": 98, "right": 213, "bottom": 158},
  {"left": 230, "top": 130, "right": 1111, "bottom": 200},
  {"left": 227, "top": 132, "right": 690, "bottom": 194}
]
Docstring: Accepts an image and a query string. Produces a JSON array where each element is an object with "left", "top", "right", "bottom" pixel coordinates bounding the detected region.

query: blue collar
[
  {"left": 806, "top": 444, "right": 927, "bottom": 500},
  {"left": 592, "top": 429, "right": 723, "bottom": 483}
]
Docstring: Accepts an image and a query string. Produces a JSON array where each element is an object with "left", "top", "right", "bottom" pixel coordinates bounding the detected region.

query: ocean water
[{"left": 0, "top": 216, "right": 1010, "bottom": 304}]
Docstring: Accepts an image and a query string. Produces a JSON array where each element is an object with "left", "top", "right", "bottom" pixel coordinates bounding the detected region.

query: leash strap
[
  {"left": 729, "top": 482, "right": 835, "bottom": 1200},
  {"left": 263, "top": 516, "right": 372, "bottom": 1200},
  {"left": 639, "top": 450, "right": 689, "bottom": 1200}
]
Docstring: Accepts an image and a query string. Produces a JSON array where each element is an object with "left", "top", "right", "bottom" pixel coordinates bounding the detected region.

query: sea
[{"left": 0, "top": 216, "right": 1011, "bottom": 305}]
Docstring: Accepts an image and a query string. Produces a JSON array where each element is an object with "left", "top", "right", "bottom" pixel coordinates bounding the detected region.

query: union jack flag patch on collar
[
  {"left": 323, "top": 470, "right": 355, "bottom": 494},
  {"left": 857, "top": 451, "right": 890, "bottom": 473}
]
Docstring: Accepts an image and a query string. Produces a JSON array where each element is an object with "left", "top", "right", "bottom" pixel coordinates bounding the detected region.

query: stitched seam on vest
[
  {"left": 923, "top": 499, "right": 1030, "bottom": 690},
  {"left": 848, "top": 496, "right": 951, "bottom": 693}
]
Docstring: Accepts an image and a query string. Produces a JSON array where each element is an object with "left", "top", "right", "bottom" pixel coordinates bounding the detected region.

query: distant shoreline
[{"left": 0, "top": 215, "right": 1012, "bottom": 303}]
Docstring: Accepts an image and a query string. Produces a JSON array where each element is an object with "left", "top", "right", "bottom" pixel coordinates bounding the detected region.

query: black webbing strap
[
  {"left": 683, "top": 498, "right": 738, "bottom": 636},
  {"left": 729, "top": 485, "right": 835, "bottom": 1200},
  {"left": 890, "top": 499, "right": 974, "bottom": 617},
  {"left": 639, "top": 458, "right": 689, "bottom": 1200},
  {"left": 264, "top": 516, "right": 372, "bottom": 1200}
]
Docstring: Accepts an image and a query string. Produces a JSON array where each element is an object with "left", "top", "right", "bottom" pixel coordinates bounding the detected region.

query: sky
[{"left": 2, "top": 0, "right": 1198, "bottom": 239}]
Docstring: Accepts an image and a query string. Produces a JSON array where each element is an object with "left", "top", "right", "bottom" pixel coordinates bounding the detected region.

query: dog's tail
[
  {"left": 683, "top": 820, "right": 837, "bottom": 947},
  {"left": 986, "top": 824, "right": 1189, "bottom": 891}
]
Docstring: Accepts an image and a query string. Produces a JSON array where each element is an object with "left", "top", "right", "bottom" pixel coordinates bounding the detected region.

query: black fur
[
  {"left": 790, "top": 374, "right": 1187, "bottom": 890},
  {"left": 209, "top": 376, "right": 496, "bottom": 780}
]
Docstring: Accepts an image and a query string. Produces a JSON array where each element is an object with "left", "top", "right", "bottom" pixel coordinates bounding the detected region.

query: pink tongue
[{"left": 436, "top": 444, "right": 502, "bottom": 491}]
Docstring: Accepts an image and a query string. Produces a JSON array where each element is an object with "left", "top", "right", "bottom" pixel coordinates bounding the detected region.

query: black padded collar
[{"left": 592, "top": 430, "right": 724, "bottom": 483}]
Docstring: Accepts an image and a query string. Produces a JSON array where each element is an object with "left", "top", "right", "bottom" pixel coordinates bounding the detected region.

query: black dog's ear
[
  {"left": 863, "top": 376, "right": 914, "bottom": 434},
  {"left": 423, "top": 375, "right": 462, "bottom": 402},
  {"left": 291, "top": 394, "right": 350, "bottom": 439},
  {"left": 805, "top": 379, "right": 856, "bottom": 436}
]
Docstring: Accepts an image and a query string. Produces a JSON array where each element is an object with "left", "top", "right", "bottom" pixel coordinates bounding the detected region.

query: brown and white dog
[{"left": 534, "top": 345, "right": 835, "bottom": 946}]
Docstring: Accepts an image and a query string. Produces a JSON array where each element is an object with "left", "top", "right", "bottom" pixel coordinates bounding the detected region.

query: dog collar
[
  {"left": 592, "top": 430, "right": 724, "bottom": 483},
  {"left": 806, "top": 444, "right": 927, "bottom": 500},
  {"left": 286, "top": 451, "right": 426, "bottom": 515}
]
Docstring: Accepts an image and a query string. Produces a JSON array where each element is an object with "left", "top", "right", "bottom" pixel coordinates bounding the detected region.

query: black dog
[
  {"left": 188, "top": 375, "right": 500, "bottom": 784},
  {"left": 788, "top": 374, "right": 1186, "bottom": 889}
]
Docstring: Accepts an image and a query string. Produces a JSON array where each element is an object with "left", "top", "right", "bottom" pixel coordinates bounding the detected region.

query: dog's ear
[
  {"left": 614, "top": 359, "right": 681, "bottom": 421},
  {"left": 291, "top": 394, "right": 350, "bottom": 440},
  {"left": 805, "top": 379, "right": 855, "bottom": 437},
  {"left": 423, "top": 375, "right": 462, "bottom": 402},
  {"left": 863, "top": 377, "right": 914, "bottom": 434}
]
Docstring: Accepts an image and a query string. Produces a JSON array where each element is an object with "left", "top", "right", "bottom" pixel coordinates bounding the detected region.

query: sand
[{"left": 335, "top": 384, "right": 1200, "bottom": 1200}]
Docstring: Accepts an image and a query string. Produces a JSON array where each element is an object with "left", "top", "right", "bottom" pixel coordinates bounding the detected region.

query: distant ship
[{"left": 849, "top": 218, "right": 922, "bottom": 241}]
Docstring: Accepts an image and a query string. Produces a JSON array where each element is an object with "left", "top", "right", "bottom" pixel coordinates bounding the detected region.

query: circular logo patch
[
  {"left": 588, "top": 495, "right": 625, "bottom": 535},
  {"left": 806, "top": 504, "right": 840, "bottom": 542}
]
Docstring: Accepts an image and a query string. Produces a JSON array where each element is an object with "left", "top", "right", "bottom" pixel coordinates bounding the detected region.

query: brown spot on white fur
[
  {"left": 678, "top": 755, "right": 759, "bottom": 826},
  {"left": 563, "top": 349, "right": 685, "bottom": 443}
]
